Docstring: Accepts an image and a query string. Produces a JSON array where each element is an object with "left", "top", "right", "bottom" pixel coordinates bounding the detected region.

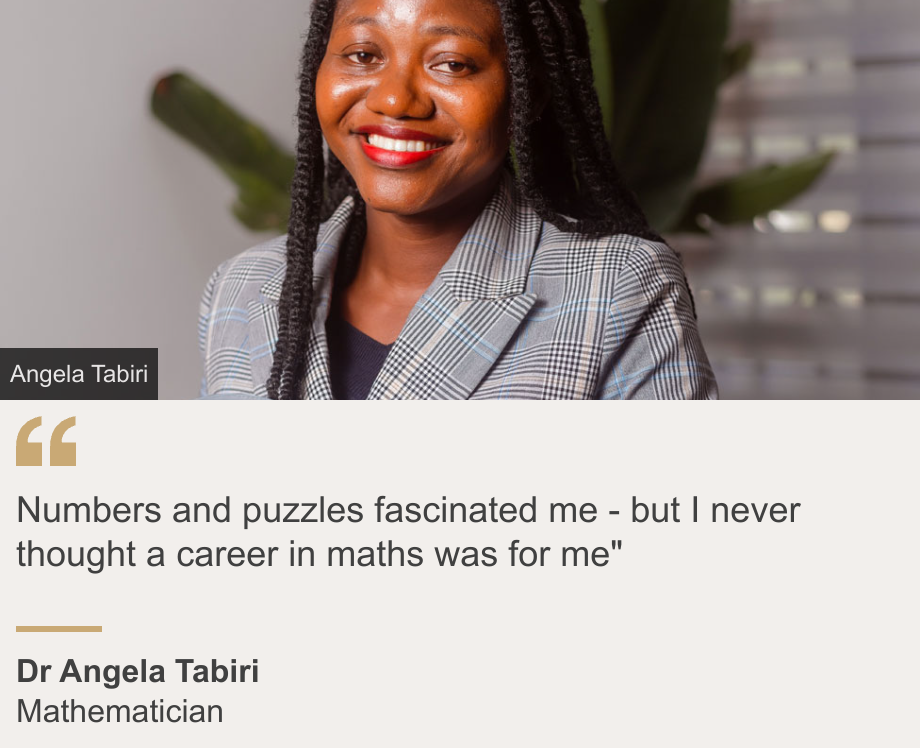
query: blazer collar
[{"left": 257, "top": 170, "right": 542, "bottom": 399}]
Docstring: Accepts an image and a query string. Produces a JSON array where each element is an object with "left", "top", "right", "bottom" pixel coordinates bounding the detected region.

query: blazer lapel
[
  {"left": 367, "top": 173, "right": 541, "bottom": 400},
  {"left": 253, "top": 173, "right": 542, "bottom": 400}
]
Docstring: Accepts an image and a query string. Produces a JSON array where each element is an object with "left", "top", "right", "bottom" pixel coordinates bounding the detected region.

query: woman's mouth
[
  {"left": 366, "top": 134, "right": 446, "bottom": 153},
  {"left": 358, "top": 131, "right": 449, "bottom": 167}
]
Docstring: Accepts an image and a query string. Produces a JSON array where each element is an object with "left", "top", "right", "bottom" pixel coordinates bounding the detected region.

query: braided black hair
[{"left": 269, "top": 0, "right": 665, "bottom": 399}]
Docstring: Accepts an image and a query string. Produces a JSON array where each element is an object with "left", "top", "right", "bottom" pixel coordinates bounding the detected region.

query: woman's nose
[{"left": 364, "top": 63, "right": 435, "bottom": 120}]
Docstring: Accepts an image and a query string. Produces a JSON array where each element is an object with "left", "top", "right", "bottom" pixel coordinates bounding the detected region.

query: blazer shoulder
[
  {"left": 198, "top": 235, "right": 288, "bottom": 397},
  {"left": 199, "top": 234, "right": 287, "bottom": 354},
  {"left": 203, "top": 234, "right": 289, "bottom": 308},
  {"left": 531, "top": 221, "right": 683, "bottom": 298}
]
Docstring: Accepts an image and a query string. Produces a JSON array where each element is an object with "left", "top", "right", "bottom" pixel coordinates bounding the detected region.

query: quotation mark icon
[{"left": 16, "top": 417, "right": 77, "bottom": 467}]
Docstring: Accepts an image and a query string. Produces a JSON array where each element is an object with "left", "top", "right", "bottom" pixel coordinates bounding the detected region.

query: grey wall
[{"left": 0, "top": 0, "right": 309, "bottom": 398}]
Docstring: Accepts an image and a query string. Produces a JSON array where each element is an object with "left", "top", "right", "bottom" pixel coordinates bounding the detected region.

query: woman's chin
[
  {"left": 356, "top": 186, "right": 447, "bottom": 219},
  {"left": 352, "top": 169, "right": 502, "bottom": 221}
]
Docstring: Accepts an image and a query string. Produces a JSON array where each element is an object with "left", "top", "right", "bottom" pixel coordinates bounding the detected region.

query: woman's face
[{"left": 315, "top": 0, "right": 512, "bottom": 218}]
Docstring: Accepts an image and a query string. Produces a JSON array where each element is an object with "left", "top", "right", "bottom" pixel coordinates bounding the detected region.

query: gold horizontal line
[{"left": 16, "top": 626, "right": 102, "bottom": 633}]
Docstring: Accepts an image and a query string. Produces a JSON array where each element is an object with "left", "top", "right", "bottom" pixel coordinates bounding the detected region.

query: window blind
[{"left": 681, "top": 0, "right": 920, "bottom": 398}]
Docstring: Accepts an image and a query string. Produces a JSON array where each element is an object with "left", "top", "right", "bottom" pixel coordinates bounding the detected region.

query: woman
[{"left": 199, "top": 0, "right": 718, "bottom": 400}]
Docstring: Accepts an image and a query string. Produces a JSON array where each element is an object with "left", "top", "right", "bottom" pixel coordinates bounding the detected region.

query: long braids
[
  {"left": 270, "top": 0, "right": 663, "bottom": 399},
  {"left": 268, "top": 0, "right": 335, "bottom": 399}
]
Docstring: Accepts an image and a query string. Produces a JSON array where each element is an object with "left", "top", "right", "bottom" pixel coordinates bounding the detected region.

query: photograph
[{"left": 3, "top": 0, "right": 917, "bottom": 399}]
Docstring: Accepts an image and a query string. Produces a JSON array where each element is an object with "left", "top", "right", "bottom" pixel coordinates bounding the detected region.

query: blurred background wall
[
  {"left": 2, "top": 0, "right": 918, "bottom": 399},
  {"left": 684, "top": 0, "right": 920, "bottom": 398},
  {"left": 0, "top": 0, "right": 306, "bottom": 398}
]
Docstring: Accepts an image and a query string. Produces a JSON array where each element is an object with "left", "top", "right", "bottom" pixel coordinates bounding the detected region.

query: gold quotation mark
[
  {"left": 50, "top": 417, "right": 77, "bottom": 466},
  {"left": 16, "top": 417, "right": 42, "bottom": 466},
  {"left": 16, "top": 417, "right": 77, "bottom": 467}
]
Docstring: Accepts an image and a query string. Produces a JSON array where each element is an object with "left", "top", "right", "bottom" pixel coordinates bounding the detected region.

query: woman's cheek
[
  {"left": 471, "top": 98, "right": 511, "bottom": 150},
  {"left": 316, "top": 66, "right": 365, "bottom": 127},
  {"left": 327, "top": 77, "right": 367, "bottom": 106}
]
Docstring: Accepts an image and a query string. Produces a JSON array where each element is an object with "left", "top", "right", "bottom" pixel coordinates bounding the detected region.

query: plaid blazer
[{"left": 199, "top": 172, "right": 718, "bottom": 399}]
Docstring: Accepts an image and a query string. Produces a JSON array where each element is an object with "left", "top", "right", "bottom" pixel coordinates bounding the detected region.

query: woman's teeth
[{"left": 367, "top": 134, "right": 444, "bottom": 152}]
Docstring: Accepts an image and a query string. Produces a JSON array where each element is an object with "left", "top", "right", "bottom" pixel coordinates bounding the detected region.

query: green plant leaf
[
  {"left": 671, "top": 150, "right": 838, "bottom": 233},
  {"left": 581, "top": 0, "right": 615, "bottom": 140},
  {"left": 605, "top": 0, "right": 732, "bottom": 230},
  {"left": 720, "top": 41, "right": 755, "bottom": 84},
  {"left": 151, "top": 72, "right": 296, "bottom": 194},
  {"left": 232, "top": 200, "right": 289, "bottom": 233},
  {"left": 221, "top": 165, "right": 291, "bottom": 232}
]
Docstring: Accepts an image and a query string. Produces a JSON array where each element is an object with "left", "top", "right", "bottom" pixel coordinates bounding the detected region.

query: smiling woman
[{"left": 198, "top": 0, "right": 719, "bottom": 400}]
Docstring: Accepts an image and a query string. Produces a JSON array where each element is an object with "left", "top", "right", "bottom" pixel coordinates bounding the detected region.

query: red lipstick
[
  {"left": 354, "top": 125, "right": 449, "bottom": 168},
  {"left": 360, "top": 142, "right": 446, "bottom": 167}
]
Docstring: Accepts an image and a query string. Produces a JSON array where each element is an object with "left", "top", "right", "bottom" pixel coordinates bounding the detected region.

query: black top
[{"left": 327, "top": 311, "right": 394, "bottom": 400}]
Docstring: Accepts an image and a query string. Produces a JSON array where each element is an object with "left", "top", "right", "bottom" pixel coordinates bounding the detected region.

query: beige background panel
[{"left": 3, "top": 402, "right": 917, "bottom": 745}]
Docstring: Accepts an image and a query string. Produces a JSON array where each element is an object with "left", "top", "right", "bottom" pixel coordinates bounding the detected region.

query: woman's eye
[
  {"left": 346, "top": 51, "right": 378, "bottom": 65},
  {"left": 433, "top": 61, "right": 472, "bottom": 75}
]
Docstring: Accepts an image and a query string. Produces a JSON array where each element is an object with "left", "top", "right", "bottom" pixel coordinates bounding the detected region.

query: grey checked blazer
[{"left": 199, "top": 171, "right": 718, "bottom": 399}]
